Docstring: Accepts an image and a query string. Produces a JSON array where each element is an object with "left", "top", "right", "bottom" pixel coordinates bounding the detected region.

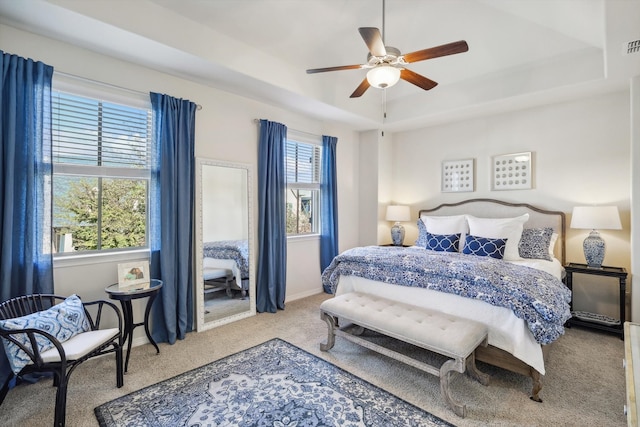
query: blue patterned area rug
[{"left": 94, "top": 338, "right": 453, "bottom": 426}]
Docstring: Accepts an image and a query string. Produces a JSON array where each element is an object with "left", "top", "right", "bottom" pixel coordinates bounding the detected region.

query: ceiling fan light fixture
[{"left": 366, "top": 65, "right": 401, "bottom": 89}]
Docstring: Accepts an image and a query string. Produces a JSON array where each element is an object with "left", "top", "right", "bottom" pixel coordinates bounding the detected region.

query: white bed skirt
[
  {"left": 203, "top": 258, "right": 243, "bottom": 289},
  {"left": 335, "top": 275, "right": 546, "bottom": 374}
]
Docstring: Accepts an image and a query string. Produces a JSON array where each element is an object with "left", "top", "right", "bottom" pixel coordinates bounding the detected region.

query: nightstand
[{"left": 564, "top": 262, "right": 627, "bottom": 338}]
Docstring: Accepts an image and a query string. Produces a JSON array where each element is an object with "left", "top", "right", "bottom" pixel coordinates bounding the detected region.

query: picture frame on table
[{"left": 117, "top": 261, "right": 150, "bottom": 289}]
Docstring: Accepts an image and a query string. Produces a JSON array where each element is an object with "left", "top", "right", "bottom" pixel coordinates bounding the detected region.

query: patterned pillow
[
  {"left": 426, "top": 232, "right": 460, "bottom": 252},
  {"left": 0, "top": 294, "right": 90, "bottom": 374},
  {"left": 462, "top": 235, "right": 507, "bottom": 259},
  {"left": 415, "top": 218, "right": 428, "bottom": 247},
  {"left": 519, "top": 227, "right": 553, "bottom": 261}
]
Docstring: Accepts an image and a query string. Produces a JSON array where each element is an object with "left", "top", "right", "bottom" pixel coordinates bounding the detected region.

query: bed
[
  {"left": 321, "top": 198, "right": 571, "bottom": 401},
  {"left": 203, "top": 239, "right": 250, "bottom": 298}
]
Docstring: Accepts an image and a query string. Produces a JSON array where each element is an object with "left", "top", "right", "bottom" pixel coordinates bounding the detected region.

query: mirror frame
[{"left": 194, "top": 157, "right": 256, "bottom": 331}]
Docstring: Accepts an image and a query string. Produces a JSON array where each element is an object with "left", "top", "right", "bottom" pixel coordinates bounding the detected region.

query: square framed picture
[
  {"left": 117, "top": 261, "right": 150, "bottom": 288},
  {"left": 492, "top": 152, "right": 532, "bottom": 191},
  {"left": 441, "top": 159, "right": 475, "bottom": 192}
]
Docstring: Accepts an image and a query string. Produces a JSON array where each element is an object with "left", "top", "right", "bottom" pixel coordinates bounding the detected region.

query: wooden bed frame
[{"left": 419, "top": 198, "right": 566, "bottom": 402}]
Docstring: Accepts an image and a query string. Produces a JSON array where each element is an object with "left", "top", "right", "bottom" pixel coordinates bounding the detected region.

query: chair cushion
[
  {"left": 0, "top": 295, "right": 90, "bottom": 373},
  {"left": 40, "top": 328, "right": 119, "bottom": 363}
]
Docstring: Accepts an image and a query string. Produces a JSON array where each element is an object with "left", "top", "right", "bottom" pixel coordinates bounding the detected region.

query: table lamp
[
  {"left": 570, "top": 206, "right": 622, "bottom": 268},
  {"left": 385, "top": 205, "right": 411, "bottom": 246}
]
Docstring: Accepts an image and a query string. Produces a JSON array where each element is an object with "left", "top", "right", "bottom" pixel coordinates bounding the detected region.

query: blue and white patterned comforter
[
  {"left": 203, "top": 240, "right": 249, "bottom": 279},
  {"left": 322, "top": 246, "right": 572, "bottom": 345}
]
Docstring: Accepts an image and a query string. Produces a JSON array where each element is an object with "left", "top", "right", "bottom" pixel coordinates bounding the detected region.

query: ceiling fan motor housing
[{"left": 367, "top": 46, "right": 402, "bottom": 66}]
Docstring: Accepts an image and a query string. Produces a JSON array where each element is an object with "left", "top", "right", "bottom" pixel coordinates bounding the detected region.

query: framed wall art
[
  {"left": 492, "top": 152, "right": 532, "bottom": 191},
  {"left": 441, "top": 158, "right": 475, "bottom": 193}
]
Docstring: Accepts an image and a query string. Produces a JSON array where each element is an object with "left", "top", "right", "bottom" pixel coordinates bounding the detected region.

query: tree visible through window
[
  {"left": 285, "top": 139, "right": 321, "bottom": 235},
  {"left": 52, "top": 91, "right": 151, "bottom": 254}
]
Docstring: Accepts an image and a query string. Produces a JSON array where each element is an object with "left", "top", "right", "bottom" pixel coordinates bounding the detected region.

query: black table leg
[
  {"left": 143, "top": 292, "right": 160, "bottom": 354},
  {"left": 119, "top": 301, "right": 135, "bottom": 373}
]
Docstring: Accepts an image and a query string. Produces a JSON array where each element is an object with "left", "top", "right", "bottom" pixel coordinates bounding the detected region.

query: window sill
[
  {"left": 287, "top": 234, "right": 320, "bottom": 243},
  {"left": 53, "top": 249, "right": 150, "bottom": 269}
]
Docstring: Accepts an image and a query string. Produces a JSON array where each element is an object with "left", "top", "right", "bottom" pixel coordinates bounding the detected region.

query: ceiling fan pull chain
[{"left": 383, "top": 89, "right": 387, "bottom": 121}]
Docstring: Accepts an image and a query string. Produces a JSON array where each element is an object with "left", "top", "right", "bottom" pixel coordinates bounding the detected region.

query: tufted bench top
[
  {"left": 320, "top": 292, "right": 487, "bottom": 359},
  {"left": 203, "top": 268, "right": 232, "bottom": 281}
]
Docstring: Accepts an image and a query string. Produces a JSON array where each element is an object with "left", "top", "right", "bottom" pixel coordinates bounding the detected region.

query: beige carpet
[
  {"left": 204, "top": 290, "right": 250, "bottom": 322},
  {"left": 0, "top": 292, "right": 627, "bottom": 426}
]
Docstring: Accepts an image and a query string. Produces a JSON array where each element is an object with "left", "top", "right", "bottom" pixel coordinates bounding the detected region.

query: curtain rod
[
  {"left": 253, "top": 119, "right": 321, "bottom": 139},
  {"left": 54, "top": 70, "right": 202, "bottom": 110}
]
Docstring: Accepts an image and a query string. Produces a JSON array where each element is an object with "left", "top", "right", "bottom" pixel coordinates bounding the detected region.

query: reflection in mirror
[{"left": 195, "top": 158, "right": 255, "bottom": 331}]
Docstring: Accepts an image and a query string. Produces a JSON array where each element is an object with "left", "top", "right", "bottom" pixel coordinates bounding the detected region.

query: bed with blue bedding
[
  {"left": 322, "top": 198, "right": 570, "bottom": 402},
  {"left": 203, "top": 239, "right": 249, "bottom": 295}
]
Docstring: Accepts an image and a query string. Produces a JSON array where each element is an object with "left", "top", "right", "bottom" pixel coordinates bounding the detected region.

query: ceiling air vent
[{"left": 623, "top": 39, "right": 640, "bottom": 55}]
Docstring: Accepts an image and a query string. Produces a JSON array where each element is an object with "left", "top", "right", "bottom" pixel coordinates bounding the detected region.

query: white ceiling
[{"left": 1, "top": 0, "right": 639, "bottom": 131}]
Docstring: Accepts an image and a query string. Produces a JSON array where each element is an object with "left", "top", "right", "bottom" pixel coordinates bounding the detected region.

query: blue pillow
[
  {"left": 426, "top": 232, "right": 460, "bottom": 252},
  {"left": 415, "top": 219, "right": 428, "bottom": 247},
  {"left": 462, "top": 235, "right": 507, "bottom": 259},
  {"left": 0, "top": 294, "right": 90, "bottom": 374},
  {"left": 519, "top": 227, "right": 553, "bottom": 261}
]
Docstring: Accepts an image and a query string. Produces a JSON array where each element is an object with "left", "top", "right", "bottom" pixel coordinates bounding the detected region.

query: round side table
[{"left": 105, "top": 279, "right": 163, "bottom": 372}]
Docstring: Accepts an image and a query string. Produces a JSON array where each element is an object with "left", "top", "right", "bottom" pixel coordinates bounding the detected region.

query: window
[
  {"left": 52, "top": 91, "right": 152, "bottom": 255},
  {"left": 285, "top": 136, "right": 321, "bottom": 236}
]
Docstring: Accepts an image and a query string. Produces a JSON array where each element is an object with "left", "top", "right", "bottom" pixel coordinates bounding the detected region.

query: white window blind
[
  {"left": 52, "top": 91, "right": 151, "bottom": 176},
  {"left": 286, "top": 140, "right": 321, "bottom": 188}
]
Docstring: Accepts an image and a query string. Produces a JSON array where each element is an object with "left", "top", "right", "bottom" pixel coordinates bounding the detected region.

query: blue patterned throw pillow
[
  {"left": 0, "top": 294, "right": 90, "bottom": 374},
  {"left": 519, "top": 227, "right": 553, "bottom": 261},
  {"left": 462, "top": 235, "right": 507, "bottom": 259},
  {"left": 415, "top": 219, "right": 428, "bottom": 247},
  {"left": 426, "top": 232, "right": 460, "bottom": 252}
]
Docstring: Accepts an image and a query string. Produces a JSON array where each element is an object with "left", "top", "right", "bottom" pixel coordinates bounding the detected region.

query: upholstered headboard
[{"left": 418, "top": 198, "right": 566, "bottom": 264}]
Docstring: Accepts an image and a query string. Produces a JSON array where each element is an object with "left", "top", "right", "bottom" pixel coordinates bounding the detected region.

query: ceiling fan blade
[
  {"left": 306, "top": 64, "right": 364, "bottom": 74},
  {"left": 358, "top": 27, "right": 387, "bottom": 57},
  {"left": 403, "top": 40, "right": 469, "bottom": 63},
  {"left": 400, "top": 69, "right": 438, "bottom": 91},
  {"left": 350, "top": 78, "right": 370, "bottom": 98}
]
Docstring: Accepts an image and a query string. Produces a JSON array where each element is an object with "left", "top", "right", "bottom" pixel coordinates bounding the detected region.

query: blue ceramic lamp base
[
  {"left": 583, "top": 230, "right": 605, "bottom": 269},
  {"left": 390, "top": 223, "right": 405, "bottom": 246}
]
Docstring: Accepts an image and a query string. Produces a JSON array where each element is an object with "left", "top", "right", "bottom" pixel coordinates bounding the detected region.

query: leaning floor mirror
[{"left": 194, "top": 158, "right": 256, "bottom": 331}]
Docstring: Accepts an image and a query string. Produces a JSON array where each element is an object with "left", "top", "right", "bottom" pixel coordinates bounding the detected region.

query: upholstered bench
[
  {"left": 203, "top": 268, "right": 234, "bottom": 297},
  {"left": 320, "top": 292, "right": 490, "bottom": 417}
]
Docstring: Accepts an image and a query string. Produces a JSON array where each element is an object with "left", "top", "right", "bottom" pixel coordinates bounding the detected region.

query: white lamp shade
[
  {"left": 367, "top": 65, "right": 401, "bottom": 89},
  {"left": 570, "top": 206, "right": 622, "bottom": 230},
  {"left": 385, "top": 205, "right": 410, "bottom": 222}
]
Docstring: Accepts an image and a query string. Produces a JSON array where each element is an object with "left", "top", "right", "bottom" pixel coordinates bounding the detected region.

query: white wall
[
  {"left": 1, "top": 24, "right": 363, "bottom": 341},
  {"left": 357, "top": 130, "right": 381, "bottom": 246},
  {"left": 202, "top": 165, "right": 248, "bottom": 242},
  {"left": 632, "top": 75, "right": 640, "bottom": 322},
  {"left": 389, "top": 92, "right": 632, "bottom": 319}
]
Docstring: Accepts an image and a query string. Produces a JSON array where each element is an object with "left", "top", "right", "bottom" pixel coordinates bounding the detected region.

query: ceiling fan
[{"left": 305, "top": 4, "right": 469, "bottom": 98}]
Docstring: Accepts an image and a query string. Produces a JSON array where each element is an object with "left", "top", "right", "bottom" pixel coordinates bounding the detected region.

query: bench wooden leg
[
  {"left": 440, "top": 359, "right": 466, "bottom": 418},
  {"left": 466, "top": 351, "right": 490, "bottom": 386},
  {"left": 320, "top": 311, "right": 336, "bottom": 351}
]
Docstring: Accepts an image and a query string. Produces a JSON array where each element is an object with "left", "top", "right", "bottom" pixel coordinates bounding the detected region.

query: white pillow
[
  {"left": 466, "top": 214, "right": 529, "bottom": 261},
  {"left": 549, "top": 232, "right": 559, "bottom": 257},
  {"left": 420, "top": 215, "right": 468, "bottom": 235}
]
